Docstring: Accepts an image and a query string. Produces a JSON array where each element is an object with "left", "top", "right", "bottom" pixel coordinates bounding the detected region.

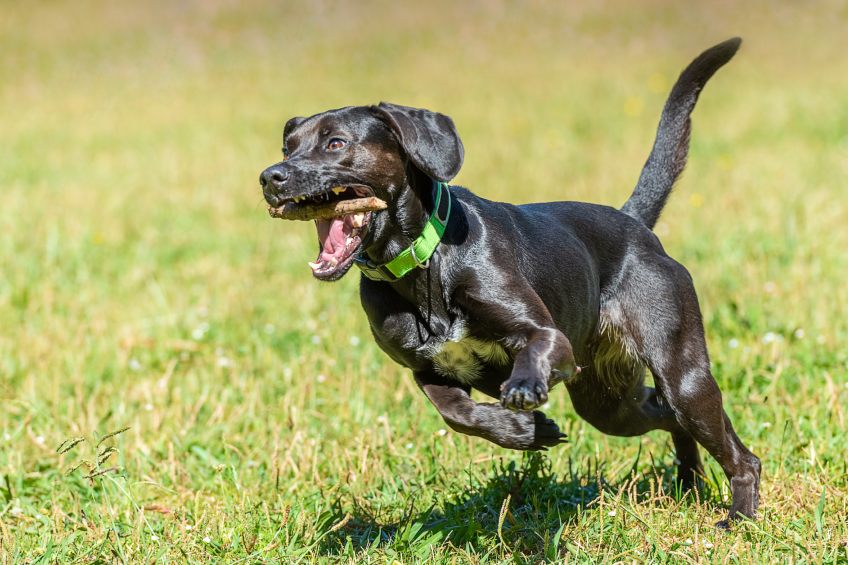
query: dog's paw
[
  {"left": 525, "top": 411, "right": 568, "bottom": 450},
  {"left": 500, "top": 377, "right": 548, "bottom": 411},
  {"left": 491, "top": 410, "right": 567, "bottom": 450}
]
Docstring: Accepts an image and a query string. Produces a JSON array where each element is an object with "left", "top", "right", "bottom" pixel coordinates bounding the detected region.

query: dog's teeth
[
  {"left": 327, "top": 257, "right": 338, "bottom": 267},
  {"left": 351, "top": 213, "right": 364, "bottom": 228},
  {"left": 331, "top": 186, "right": 345, "bottom": 195},
  {"left": 308, "top": 261, "right": 322, "bottom": 271}
]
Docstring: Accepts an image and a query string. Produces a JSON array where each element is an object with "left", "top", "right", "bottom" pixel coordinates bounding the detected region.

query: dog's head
[{"left": 260, "top": 103, "right": 464, "bottom": 281}]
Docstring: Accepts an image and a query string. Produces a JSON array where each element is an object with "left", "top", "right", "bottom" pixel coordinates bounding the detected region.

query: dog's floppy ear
[
  {"left": 372, "top": 102, "right": 464, "bottom": 182},
  {"left": 283, "top": 116, "right": 306, "bottom": 141}
]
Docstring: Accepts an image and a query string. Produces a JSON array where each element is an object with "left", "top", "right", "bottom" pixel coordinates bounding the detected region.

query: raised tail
[{"left": 621, "top": 37, "right": 741, "bottom": 229}]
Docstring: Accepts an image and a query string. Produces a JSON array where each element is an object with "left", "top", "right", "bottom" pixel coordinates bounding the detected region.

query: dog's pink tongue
[{"left": 317, "top": 217, "right": 348, "bottom": 261}]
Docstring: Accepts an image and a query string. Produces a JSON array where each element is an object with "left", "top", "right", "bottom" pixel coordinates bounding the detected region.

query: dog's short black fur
[{"left": 260, "top": 38, "right": 760, "bottom": 527}]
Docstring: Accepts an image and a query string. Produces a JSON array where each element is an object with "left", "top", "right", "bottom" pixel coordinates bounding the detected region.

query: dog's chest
[{"left": 423, "top": 322, "right": 511, "bottom": 384}]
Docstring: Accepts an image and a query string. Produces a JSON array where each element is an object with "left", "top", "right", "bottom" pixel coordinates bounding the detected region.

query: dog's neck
[
  {"left": 362, "top": 168, "right": 434, "bottom": 268},
  {"left": 360, "top": 168, "right": 456, "bottom": 327}
]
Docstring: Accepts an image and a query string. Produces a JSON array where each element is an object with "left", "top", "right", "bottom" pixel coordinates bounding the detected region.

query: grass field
[{"left": 2, "top": 0, "right": 848, "bottom": 562}]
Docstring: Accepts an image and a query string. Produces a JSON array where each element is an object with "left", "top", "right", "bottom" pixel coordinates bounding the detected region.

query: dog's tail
[{"left": 621, "top": 37, "right": 741, "bottom": 229}]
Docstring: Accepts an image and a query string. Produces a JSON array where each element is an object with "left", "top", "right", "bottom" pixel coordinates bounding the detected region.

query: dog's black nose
[{"left": 260, "top": 165, "right": 290, "bottom": 192}]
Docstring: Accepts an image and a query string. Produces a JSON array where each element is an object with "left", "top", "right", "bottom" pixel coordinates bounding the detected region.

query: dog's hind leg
[
  {"left": 414, "top": 370, "right": 568, "bottom": 451},
  {"left": 633, "top": 258, "right": 761, "bottom": 526},
  {"left": 565, "top": 363, "right": 703, "bottom": 489},
  {"left": 566, "top": 354, "right": 705, "bottom": 491}
]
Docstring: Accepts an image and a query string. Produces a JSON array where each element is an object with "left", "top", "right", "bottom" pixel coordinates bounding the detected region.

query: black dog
[{"left": 260, "top": 38, "right": 760, "bottom": 527}]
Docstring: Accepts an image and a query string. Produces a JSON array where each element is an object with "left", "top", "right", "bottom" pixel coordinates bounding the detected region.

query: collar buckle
[{"left": 409, "top": 243, "right": 430, "bottom": 269}]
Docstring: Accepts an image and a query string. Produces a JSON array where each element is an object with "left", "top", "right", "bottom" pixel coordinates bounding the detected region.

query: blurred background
[{"left": 1, "top": 0, "right": 846, "bottom": 560}]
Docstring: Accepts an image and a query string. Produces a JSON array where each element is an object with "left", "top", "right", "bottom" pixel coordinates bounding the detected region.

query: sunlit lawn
[{"left": 1, "top": 1, "right": 847, "bottom": 562}]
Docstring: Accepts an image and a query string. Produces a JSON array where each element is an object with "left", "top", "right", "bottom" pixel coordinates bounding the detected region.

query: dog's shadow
[{"left": 314, "top": 450, "right": 710, "bottom": 557}]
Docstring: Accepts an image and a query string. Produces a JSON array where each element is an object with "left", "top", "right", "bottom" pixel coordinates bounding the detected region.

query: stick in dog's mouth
[{"left": 268, "top": 186, "right": 387, "bottom": 280}]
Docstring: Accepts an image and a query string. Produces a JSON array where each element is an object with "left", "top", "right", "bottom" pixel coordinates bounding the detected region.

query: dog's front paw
[
  {"left": 500, "top": 377, "right": 548, "bottom": 411},
  {"left": 526, "top": 411, "right": 568, "bottom": 450},
  {"left": 489, "top": 409, "right": 567, "bottom": 450}
]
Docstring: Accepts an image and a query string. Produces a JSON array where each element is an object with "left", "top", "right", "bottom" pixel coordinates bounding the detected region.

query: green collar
[{"left": 355, "top": 180, "right": 452, "bottom": 282}]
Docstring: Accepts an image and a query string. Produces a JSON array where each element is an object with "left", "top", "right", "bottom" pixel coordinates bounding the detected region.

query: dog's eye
[{"left": 327, "top": 138, "right": 347, "bottom": 151}]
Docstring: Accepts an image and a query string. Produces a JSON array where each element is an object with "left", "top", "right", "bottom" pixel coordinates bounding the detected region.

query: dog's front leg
[
  {"left": 459, "top": 290, "right": 578, "bottom": 412},
  {"left": 414, "top": 371, "right": 567, "bottom": 451},
  {"left": 499, "top": 327, "right": 577, "bottom": 411}
]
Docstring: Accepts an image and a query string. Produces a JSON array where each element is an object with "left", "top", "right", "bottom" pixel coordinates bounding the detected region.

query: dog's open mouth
[
  {"left": 311, "top": 209, "right": 370, "bottom": 279},
  {"left": 268, "top": 185, "right": 380, "bottom": 281}
]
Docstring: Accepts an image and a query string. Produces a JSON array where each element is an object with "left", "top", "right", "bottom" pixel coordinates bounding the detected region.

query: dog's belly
[{"left": 429, "top": 333, "right": 511, "bottom": 384}]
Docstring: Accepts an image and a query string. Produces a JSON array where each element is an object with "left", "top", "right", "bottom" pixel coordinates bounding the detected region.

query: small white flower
[
  {"left": 437, "top": 428, "right": 447, "bottom": 437},
  {"left": 376, "top": 415, "right": 388, "bottom": 424},
  {"left": 144, "top": 403, "right": 154, "bottom": 411},
  {"left": 3, "top": 433, "right": 10, "bottom": 441},
  {"left": 316, "top": 374, "right": 326, "bottom": 383},
  {"left": 349, "top": 336, "right": 361, "bottom": 347},
  {"left": 128, "top": 358, "right": 142, "bottom": 371},
  {"left": 283, "top": 367, "right": 293, "bottom": 379},
  {"left": 9, "top": 506, "right": 22, "bottom": 516},
  {"left": 264, "top": 324, "right": 275, "bottom": 334},
  {"left": 793, "top": 328, "right": 805, "bottom": 339},
  {"left": 761, "top": 422, "right": 771, "bottom": 428},
  {"left": 684, "top": 538, "right": 693, "bottom": 546},
  {"left": 405, "top": 442, "right": 414, "bottom": 449},
  {"left": 185, "top": 525, "right": 193, "bottom": 531},
  {"left": 35, "top": 513, "right": 43, "bottom": 520},
  {"left": 216, "top": 356, "right": 233, "bottom": 368},
  {"left": 703, "top": 541, "right": 714, "bottom": 549},
  {"left": 203, "top": 536, "right": 212, "bottom": 543},
  {"left": 542, "top": 402, "right": 551, "bottom": 410},
  {"left": 151, "top": 535, "right": 159, "bottom": 541},
  {"left": 192, "top": 323, "right": 210, "bottom": 340},
  {"left": 762, "top": 332, "right": 779, "bottom": 344},
  {"left": 35, "top": 435, "right": 45, "bottom": 445},
  {"left": 728, "top": 338, "right": 739, "bottom": 349},
  {"left": 311, "top": 335, "right": 321, "bottom": 345},
  {"left": 607, "top": 510, "right": 616, "bottom": 517}
]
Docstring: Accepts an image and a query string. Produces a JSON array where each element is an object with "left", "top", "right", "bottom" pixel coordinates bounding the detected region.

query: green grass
[{"left": 2, "top": 0, "right": 848, "bottom": 562}]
